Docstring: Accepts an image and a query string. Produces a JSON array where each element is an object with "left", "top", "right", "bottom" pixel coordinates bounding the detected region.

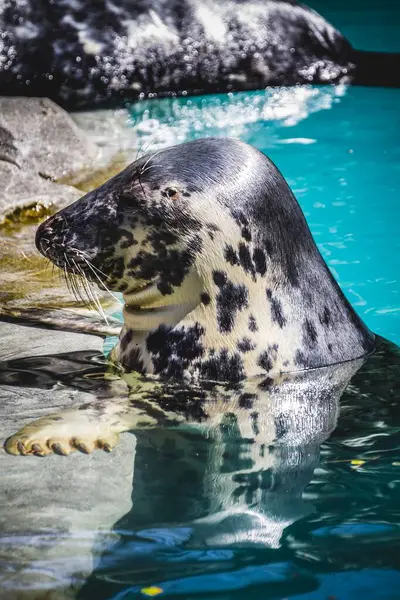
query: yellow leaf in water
[
  {"left": 141, "top": 586, "right": 164, "bottom": 596},
  {"left": 351, "top": 460, "right": 365, "bottom": 466}
]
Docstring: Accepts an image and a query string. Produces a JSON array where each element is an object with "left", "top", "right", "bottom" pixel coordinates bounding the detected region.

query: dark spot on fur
[
  {"left": 294, "top": 349, "right": 310, "bottom": 368},
  {"left": 238, "top": 393, "right": 257, "bottom": 409},
  {"left": 146, "top": 228, "right": 179, "bottom": 249},
  {"left": 104, "top": 256, "right": 125, "bottom": 280},
  {"left": 206, "top": 223, "right": 220, "bottom": 240},
  {"left": 120, "top": 330, "right": 133, "bottom": 352},
  {"left": 259, "top": 377, "right": 274, "bottom": 390},
  {"left": 274, "top": 415, "right": 289, "bottom": 439},
  {"left": 146, "top": 323, "right": 205, "bottom": 378},
  {"left": 320, "top": 306, "right": 332, "bottom": 326},
  {"left": 128, "top": 244, "right": 195, "bottom": 296},
  {"left": 224, "top": 244, "right": 239, "bottom": 266},
  {"left": 303, "top": 318, "right": 318, "bottom": 346},
  {"left": 253, "top": 248, "right": 267, "bottom": 276},
  {"left": 238, "top": 242, "right": 255, "bottom": 277},
  {"left": 125, "top": 347, "right": 145, "bottom": 373},
  {"left": 213, "top": 270, "right": 227, "bottom": 287},
  {"left": 242, "top": 227, "right": 252, "bottom": 241},
  {"left": 201, "top": 349, "right": 244, "bottom": 383},
  {"left": 232, "top": 210, "right": 249, "bottom": 227},
  {"left": 119, "top": 228, "right": 138, "bottom": 249},
  {"left": 268, "top": 343, "right": 279, "bottom": 358},
  {"left": 237, "top": 337, "right": 255, "bottom": 353},
  {"left": 248, "top": 315, "right": 258, "bottom": 332},
  {"left": 183, "top": 191, "right": 191, "bottom": 197},
  {"left": 214, "top": 275, "right": 249, "bottom": 333},
  {"left": 201, "top": 292, "right": 211, "bottom": 305},
  {"left": 157, "top": 280, "right": 173, "bottom": 295},
  {"left": 250, "top": 411, "right": 260, "bottom": 436},
  {"left": 266, "top": 289, "right": 286, "bottom": 328},
  {"left": 257, "top": 351, "right": 273, "bottom": 372}
]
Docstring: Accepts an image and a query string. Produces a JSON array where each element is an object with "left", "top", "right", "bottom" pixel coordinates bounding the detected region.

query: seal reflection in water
[{"left": 5, "top": 138, "right": 376, "bottom": 545}]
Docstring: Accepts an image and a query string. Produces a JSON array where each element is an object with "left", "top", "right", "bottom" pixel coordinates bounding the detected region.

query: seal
[
  {"left": 4, "top": 137, "right": 377, "bottom": 461},
  {"left": 0, "top": 0, "right": 399, "bottom": 109},
  {"left": 34, "top": 136, "right": 375, "bottom": 382}
]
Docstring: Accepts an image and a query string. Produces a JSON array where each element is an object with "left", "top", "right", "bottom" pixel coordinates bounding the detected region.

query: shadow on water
[{"left": 0, "top": 332, "right": 399, "bottom": 599}]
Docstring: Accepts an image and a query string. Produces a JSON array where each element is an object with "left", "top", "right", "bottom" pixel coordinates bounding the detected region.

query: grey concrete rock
[
  {"left": 0, "top": 321, "right": 135, "bottom": 599},
  {"left": 0, "top": 97, "right": 100, "bottom": 221},
  {"left": 71, "top": 108, "right": 136, "bottom": 165}
]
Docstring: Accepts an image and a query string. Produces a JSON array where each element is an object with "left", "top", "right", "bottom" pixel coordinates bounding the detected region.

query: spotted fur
[{"left": 36, "top": 137, "right": 375, "bottom": 382}]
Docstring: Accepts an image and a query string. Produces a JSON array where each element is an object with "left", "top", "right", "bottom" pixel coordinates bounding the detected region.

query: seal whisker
[
  {"left": 139, "top": 164, "right": 159, "bottom": 176},
  {"left": 39, "top": 237, "right": 51, "bottom": 256},
  {"left": 72, "top": 259, "right": 110, "bottom": 326},
  {"left": 137, "top": 163, "right": 160, "bottom": 196},
  {"left": 140, "top": 149, "right": 165, "bottom": 175},
  {"left": 62, "top": 261, "right": 77, "bottom": 301},
  {"left": 71, "top": 258, "right": 100, "bottom": 311},
  {"left": 135, "top": 134, "right": 162, "bottom": 163},
  {"left": 82, "top": 257, "right": 123, "bottom": 305},
  {"left": 67, "top": 246, "right": 122, "bottom": 298},
  {"left": 65, "top": 246, "right": 122, "bottom": 305},
  {"left": 64, "top": 253, "right": 92, "bottom": 310},
  {"left": 136, "top": 129, "right": 169, "bottom": 161}
]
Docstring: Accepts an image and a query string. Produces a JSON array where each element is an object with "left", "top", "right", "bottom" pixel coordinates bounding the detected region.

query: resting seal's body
[
  {"left": 0, "top": 0, "right": 399, "bottom": 109},
  {"left": 2, "top": 139, "right": 399, "bottom": 600},
  {"left": 4, "top": 137, "right": 376, "bottom": 463},
  {"left": 34, "top": 137, "right": 374, "bottom": 383},
  {"left": 4, "top": 137, "right": 396, "bottom": 567}
]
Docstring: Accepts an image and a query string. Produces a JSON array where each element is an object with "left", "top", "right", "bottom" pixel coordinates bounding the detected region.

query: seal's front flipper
[
  {"left": 3, "top": 400, "right": 143, "bottom": 457},
  {"left": 3, "top": 386, "right": 188, "bottom": 457}
]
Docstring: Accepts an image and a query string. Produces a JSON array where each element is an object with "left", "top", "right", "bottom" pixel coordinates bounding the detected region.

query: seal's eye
[{"left": 165, "top": 187, "right": 179, "bottom": 200}]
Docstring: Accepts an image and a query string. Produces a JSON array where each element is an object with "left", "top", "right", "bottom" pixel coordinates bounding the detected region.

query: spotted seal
[
  {"left": 4, "top": 136, "right": 377, "bottom": 460},
  {"left": 35, "top": 137, "right": 375, "bottom": 381},
  {"left": 0, "top": 0, "right": 399, "bottom": 109}
]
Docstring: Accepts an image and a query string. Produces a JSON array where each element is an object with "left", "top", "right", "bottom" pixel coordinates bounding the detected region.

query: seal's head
[{"left": 36, "top": 138, "right": 374, "bottom": 381}]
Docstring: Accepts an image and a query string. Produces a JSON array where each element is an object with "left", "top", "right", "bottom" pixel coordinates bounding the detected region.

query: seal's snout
[
  {"left": 35, "top": 218, "right": 54, "bottom": 257},
  {"left": 35, "top": 214, "right": 72, "bottom": 267}
]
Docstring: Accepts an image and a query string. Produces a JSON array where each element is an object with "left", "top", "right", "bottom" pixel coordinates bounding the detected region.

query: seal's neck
[{"left": 115, "top": 237, "right": 374, "bottom": 380}]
